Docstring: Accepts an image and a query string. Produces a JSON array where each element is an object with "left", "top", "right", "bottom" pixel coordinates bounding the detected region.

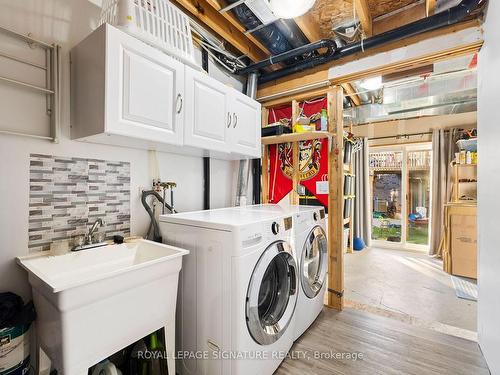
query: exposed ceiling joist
[
  {"left": 373, "top": 2, "right": 426, "bottom": 35},
  {"left": 171, "top": 0, "right": 268, "bottom": 62},
  {"left": 256, "top": 19, "right": 481, "bottom": 102},
  {"left": 204, "top": 0, "right": 272, "bottom": 56},
  {"left": 341, "top": 83, "right": 362, "bottom": 106},
  {"left": 426, "top": 0, "right": 437, "bottom": 16},
  {"left": 354, "top": 0, "right": 373, "bottom": 37},
  {"left": 294, "top": 13, "right": 322, "bottom": 43}
]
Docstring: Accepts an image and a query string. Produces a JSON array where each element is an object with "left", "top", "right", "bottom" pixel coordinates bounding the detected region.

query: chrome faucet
[
  {"left": 72, "top": 218, "right": 107, "bottom": 252},
  {"left": 86, "top": 218, "right": 105, "bottom": 244}
]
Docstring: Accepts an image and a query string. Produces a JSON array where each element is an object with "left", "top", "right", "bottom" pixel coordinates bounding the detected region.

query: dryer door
[
  {"left": 246, "top": 240, "right": 298, "bottom": 346},
  {"left": 301, "top": 226, "right": 328, "bottom": 299}
]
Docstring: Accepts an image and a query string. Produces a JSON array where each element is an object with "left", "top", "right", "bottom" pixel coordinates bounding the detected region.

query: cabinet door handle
[
  {"left": 176, "top": 94, "right": 183, "bottom": 114},
  {"left": 227, "top": 112, "right": 232, "bottom": 128},
  {"left": 232, "top": 113, "right": 238, "bottom": 128}
]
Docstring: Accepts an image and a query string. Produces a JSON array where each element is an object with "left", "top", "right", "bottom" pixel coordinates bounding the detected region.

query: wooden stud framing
[
  {"left": 327, "top": 86, "right": 345, "bottom": 310},
  {"left": 260, "top": 87, "right": 346, "bottom": 311},
  {"left": 290, "top": 100, "right": 301, "bottom": 205},
  {"left": 346, "top": 118, "right": 355, "bottom": 254}
]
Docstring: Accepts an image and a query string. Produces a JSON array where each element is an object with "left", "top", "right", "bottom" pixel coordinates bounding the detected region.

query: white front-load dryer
[
  {"left": 237, "top": 205, "right": 328, "bottom": 340},
  {"left": 291, "top": 206, "right": 328, "bottom": 340},
  {"left": 160, "top": 207, "right": 298, "bottom": 375}
]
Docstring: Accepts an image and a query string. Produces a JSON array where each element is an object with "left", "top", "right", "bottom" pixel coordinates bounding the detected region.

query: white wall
[
  {"left": 477, "top": 2, "right": 500, "bottom": 374},
  {"left": 0, "top": 0, "right": 246, "bottom": 301}
]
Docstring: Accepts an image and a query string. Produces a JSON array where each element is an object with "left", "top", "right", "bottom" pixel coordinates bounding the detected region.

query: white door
[
  {"left": 230, "top": 91, "right": 262, "bottom": 158},
  {"left": 184, "top": 67, "right": 230, "bottom": 153},
  {"left": 106, "top": 26, "right": 184, "bottom": 145}
]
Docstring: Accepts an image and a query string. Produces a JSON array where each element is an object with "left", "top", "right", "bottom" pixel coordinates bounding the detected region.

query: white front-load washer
[
  {"left": 237, "top": 205, "right": 328, "bottom": 340},
  {"left": 159, "top": 207, "right": 298, "bottom": 375}
]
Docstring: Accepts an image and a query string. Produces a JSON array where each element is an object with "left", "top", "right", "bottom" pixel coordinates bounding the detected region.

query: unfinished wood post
[
  {"left": 290, "top": 100, "right": 301, "bottom": 205},
  {"left": 347, "top": 114, "right": 354, "bottom": 253},
  {"left": 327, "top": 86, "right": 345, "bottom": 310},
  {"left": 261, "top": 107, "right": 270, "bottom": 203}
]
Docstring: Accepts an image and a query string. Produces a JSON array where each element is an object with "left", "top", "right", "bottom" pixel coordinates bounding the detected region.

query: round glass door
[
  {"left": 246, "top": 241, "right": 298, "bottom": 345},
  {"left": 301, "top": 226, "right": 327, "bottom": 299}
]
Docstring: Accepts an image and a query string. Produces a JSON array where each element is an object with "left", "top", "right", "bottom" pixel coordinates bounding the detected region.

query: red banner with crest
[
  {"left": 268, "top": 139, "right": 329, "bottom": 206},
  {"left": 267, "top": 98, "right": 329, "bottom": 206}
]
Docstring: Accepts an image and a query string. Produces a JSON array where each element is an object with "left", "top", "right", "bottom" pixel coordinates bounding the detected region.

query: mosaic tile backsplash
[{"left": 28, "top": 154, "right": 131, "bottom": 252}]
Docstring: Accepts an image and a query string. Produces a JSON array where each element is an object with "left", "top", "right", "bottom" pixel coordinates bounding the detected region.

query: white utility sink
[{"left": 17, "top": 239, "right": 189, "bottom": 375}]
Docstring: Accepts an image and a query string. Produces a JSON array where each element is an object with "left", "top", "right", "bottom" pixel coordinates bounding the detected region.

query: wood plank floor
[{"left": 276, "top": 307, "right": 489, "bottom": 375}]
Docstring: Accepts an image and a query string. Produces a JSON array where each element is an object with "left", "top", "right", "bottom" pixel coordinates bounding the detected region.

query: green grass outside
[{"left": 372, "top": 224, "right": 429, "bottom": 245}]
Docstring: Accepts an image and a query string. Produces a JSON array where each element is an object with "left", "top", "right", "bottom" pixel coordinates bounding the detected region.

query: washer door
[
  {"left": 246, "top": 241, "right": 298, "bottom": 346},
  {"left": 301, "top": 226, "right": 328, "bottom": 299}
]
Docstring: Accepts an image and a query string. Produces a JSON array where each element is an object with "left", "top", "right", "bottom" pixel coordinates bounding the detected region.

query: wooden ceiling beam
[
  {"left": 294, "top": 13, "right": 322, "bottom": 43},
  {"left": 426, "top": 0, "right": 437, "bottom": 16},
  {"left": 171, "top": 0, "right": 268, "bottom": 62},
  {"left": 340, "top": 83, "right": 362, "bottom": 106},
  {"left": 257, "top": 19, "right": 481, "bottom": 101},
  {"left": 204, "top": 0, "right": 272, "bottom": 56},
  {"left": 373, "top": 2, "right": 426, "bottom": 35},
  {"left": 354, "top": 0, "right": 373, "bottom": 37}
]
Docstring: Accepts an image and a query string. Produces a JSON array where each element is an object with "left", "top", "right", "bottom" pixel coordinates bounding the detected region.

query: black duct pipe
[
  {"left": 252, "top": 158, "right": 261, "bottom": 204},
  {"left": 203, "top": 156, "right": 210, "bottom": 210},
  {"left": 257, "top": 0, "right": 485, "bottom": 84},
  {"left": 237, "top": 39, "right": 337, "bottom": 75}
]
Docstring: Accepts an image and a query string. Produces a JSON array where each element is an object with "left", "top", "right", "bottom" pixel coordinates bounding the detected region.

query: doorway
[{"left": 369, "top": 144, "right": 432, "bottom": 251}]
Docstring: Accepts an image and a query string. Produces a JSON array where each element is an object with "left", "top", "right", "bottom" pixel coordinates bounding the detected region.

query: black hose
[
  {"left": 257, "top": 0, "right": 485, "bottom": 84},
  {"left": 141, "top": 190, "right": 176, "bottom": 243}
]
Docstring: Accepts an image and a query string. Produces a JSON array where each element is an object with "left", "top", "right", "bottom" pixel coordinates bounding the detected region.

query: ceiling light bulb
[
  {"left": 359, "top": 76, "right": 383, "bottom": 91},
  {"left": 268, "top": 0, "right": 316, "bottom": 19}
]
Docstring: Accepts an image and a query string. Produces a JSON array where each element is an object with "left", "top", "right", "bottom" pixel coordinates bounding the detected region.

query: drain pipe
[
  {"left": 256, "top": 0, "right": 485, "bottom": 84},
  {"left": 237, "top": 39, "right": 337, "bottom": 75},
  {"left": 235, "top": 72, "right": 258, "bottom": 206},
  {"left": 202, "top": 48, "right": 211, "bottom": 210}
]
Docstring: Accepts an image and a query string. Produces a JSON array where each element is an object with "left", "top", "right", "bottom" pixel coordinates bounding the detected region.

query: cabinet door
[
  {"left": 106, "top": 26, "right": 184, "bottom": 145},
  {"left": 184, "top": 67, "right": 230, "bottom": 153},
  {"left": 229, "top": 90, "right": 261, "bottom": 158}
]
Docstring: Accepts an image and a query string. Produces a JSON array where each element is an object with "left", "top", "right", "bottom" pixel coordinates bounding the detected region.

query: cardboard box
[{"left": 451, "top": 214, "right": 477, "bottom": 279}]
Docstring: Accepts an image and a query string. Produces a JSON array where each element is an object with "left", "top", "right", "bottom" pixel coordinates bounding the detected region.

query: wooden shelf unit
[
  {"left": 260, "top": 86, "right": 351, "bottom": 311},
  {"left": 452, "top": 162, "right": 477, "bottom": 202},
  {"left": 261, "top": 131, "right": 335, "bottom": 145}
]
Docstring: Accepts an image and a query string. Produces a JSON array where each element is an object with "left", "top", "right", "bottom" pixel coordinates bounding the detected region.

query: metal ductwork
[
  {"left": 227, "top": 0, "right": 309, "bottom": 57},
  {"left": 251, "top": 0, "right": 485, "bottom": 83}
]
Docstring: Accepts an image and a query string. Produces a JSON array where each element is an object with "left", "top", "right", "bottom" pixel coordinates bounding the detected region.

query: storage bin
[{"left": 99, "top": 0, "right": 197, "bottom": 68}]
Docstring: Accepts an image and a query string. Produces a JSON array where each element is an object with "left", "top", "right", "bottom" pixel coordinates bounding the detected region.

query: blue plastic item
[{"left": 353, "top": 237, "right": 365, "bottom": 251}]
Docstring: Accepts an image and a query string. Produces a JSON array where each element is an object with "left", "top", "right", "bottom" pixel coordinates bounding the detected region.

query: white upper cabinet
[
  {"left": 107, "top": 28, "right": 184, "bottom": 144},
  {"left": 230, "top": 91, "right": 261, "bottom": 158},
  {"left": 184, "top": 67, "right": 261, "bottom": 158},
  {"left": 71, "top": 24, "right": 261, "bottom": 159},
  {"left": 71, "top": 24, "right": 184, "bottom": 146},
  {"left": 184, "top": 67, "right": 230, "bottom": 153}
]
